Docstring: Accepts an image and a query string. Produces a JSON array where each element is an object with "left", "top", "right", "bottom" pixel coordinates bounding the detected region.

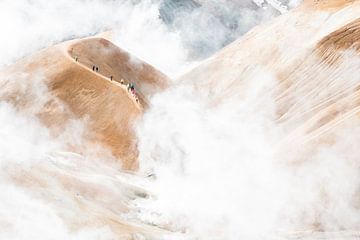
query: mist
[
  {"left": 0, "top": 0, "right": 333, "bottom": 239},
  {"left": 0, "top": 0, "right": 296, "bottom": 78},
  {"left": 132, "top": 52, "right": 360, "bottom": 239}
]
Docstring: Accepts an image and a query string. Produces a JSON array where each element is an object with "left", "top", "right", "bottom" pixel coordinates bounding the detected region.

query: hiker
[
  {"left": 110, "top": 76, "right": 113, "bottom": 81},
  {"left": 92, "top": 65, "right": 95, "bottom": 71},
  {"left": 128, "top": 83, "right": 135, "bottom": 93},
  {"left": 75, "top": 56, "right": 78, "bottom": 62},
  {"left": 96, "top": 66, "right": 99, "bottom": 72}
]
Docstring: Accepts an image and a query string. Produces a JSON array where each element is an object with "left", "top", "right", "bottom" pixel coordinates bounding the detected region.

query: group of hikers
[
  {"left": 112, "top": 77, "right": 140, "bottom": 103},
  {"left": 92, "top": 65, "right": 99, "bottom": 72},
  {"left": 72, "top": 55, "right": 140, "bottom": 104},
  {"left": 113, "top": 77, "right": 140, "bottom": 103},
  {"left": 124, "top": 81, "right": 139, "bottom": 103}
]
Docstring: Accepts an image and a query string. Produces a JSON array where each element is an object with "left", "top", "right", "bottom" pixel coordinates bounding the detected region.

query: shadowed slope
[{"left": 317, "top": 18, "right": 360, "bottom": 62}]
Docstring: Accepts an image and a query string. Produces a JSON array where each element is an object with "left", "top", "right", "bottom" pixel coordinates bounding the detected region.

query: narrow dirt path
[{"left": 61, "top": 43, "right": 146, "bottom": 111}]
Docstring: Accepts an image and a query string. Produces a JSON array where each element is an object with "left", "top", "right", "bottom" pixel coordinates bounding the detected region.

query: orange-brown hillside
[{"left": 0, "top": 36, "right": 169, "bottom": 170}]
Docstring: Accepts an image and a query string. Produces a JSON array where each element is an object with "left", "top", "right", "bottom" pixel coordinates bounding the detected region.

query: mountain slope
[
  {"left": 180, "top": 0, "right": 360, "bottom": 146},
  {"left": 0, "top": 36, "right": 169, "bottom": 170}
]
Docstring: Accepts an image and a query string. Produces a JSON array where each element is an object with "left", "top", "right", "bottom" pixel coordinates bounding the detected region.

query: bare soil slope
[{"left": 0, "top": 37, "right": 169, "bottom": 170}]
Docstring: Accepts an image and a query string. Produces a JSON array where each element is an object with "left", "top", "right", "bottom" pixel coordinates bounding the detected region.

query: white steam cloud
[
  {"left": 134, "top": 69, "right": 287, "bottom": 239},
  {"left": 132, "top": 50, "right": 360, "bottom": 239},
  {"left": 0, "top": 0, "right": 306, "bottom": 239}
]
